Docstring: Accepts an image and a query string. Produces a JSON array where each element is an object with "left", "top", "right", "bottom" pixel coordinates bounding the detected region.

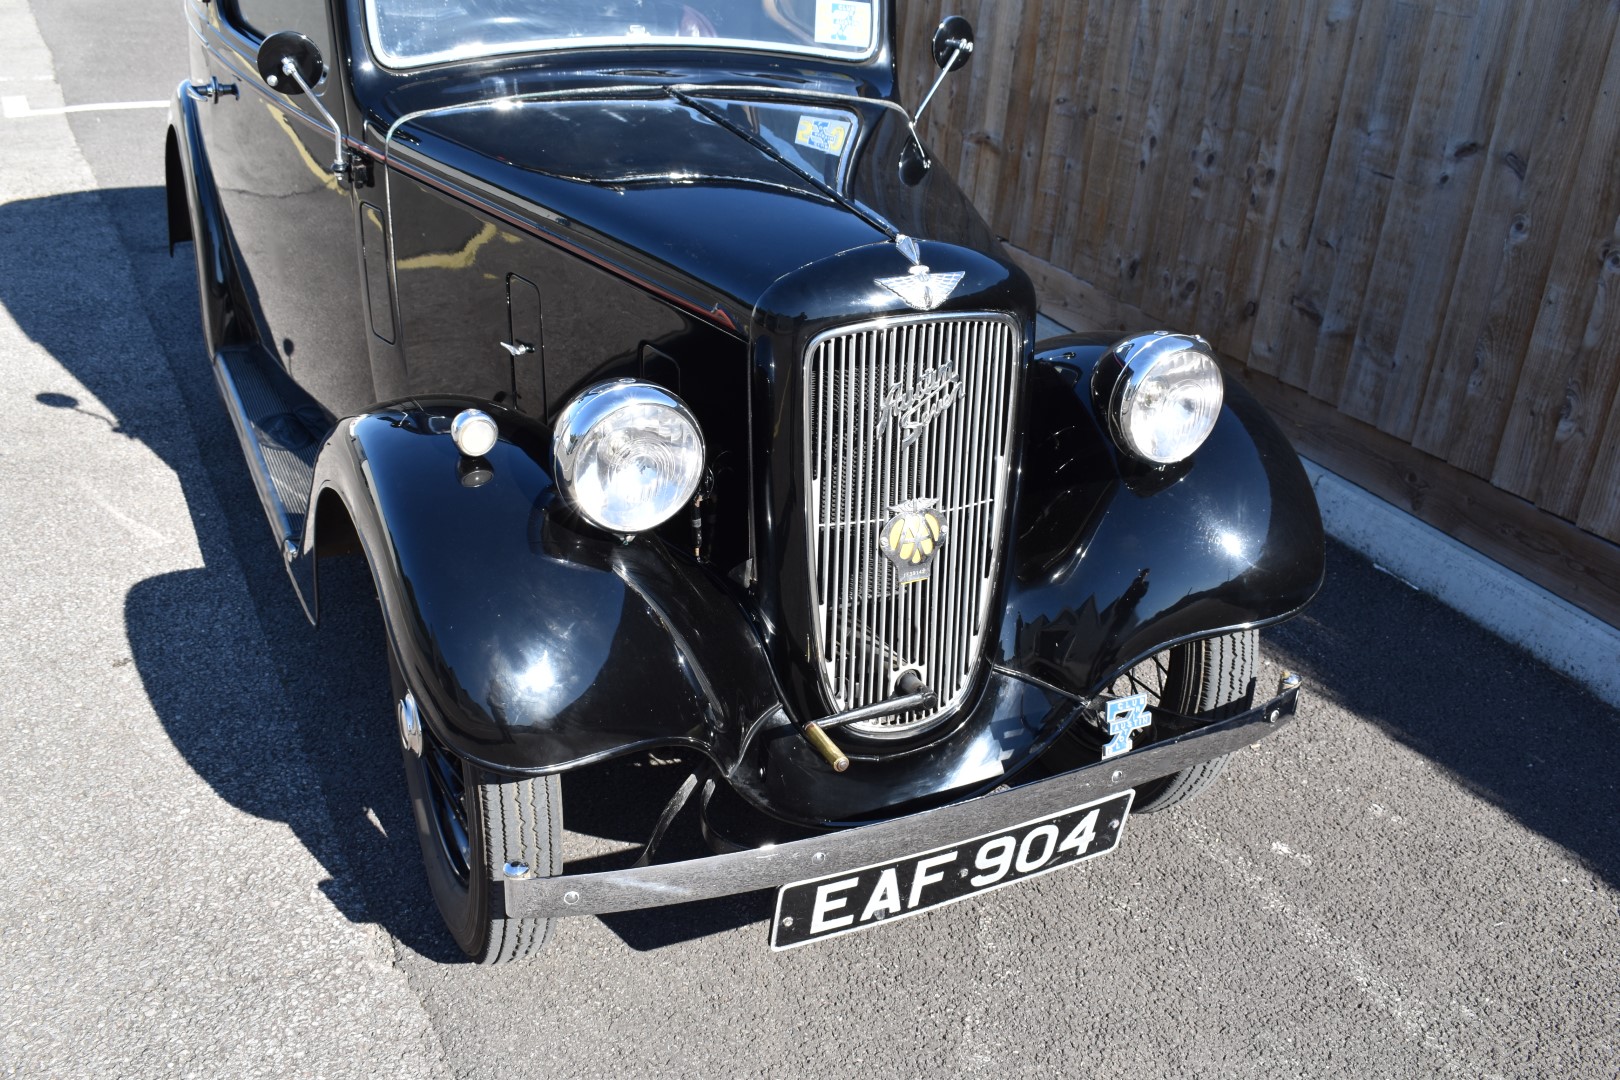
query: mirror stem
[
  {"left": 911, "top": 40, "right": 970, "bottom": 131},
  {"left": 905, "top": 40, "right": 972, "bottom": 172},
  {"left": 276, "top": 56, "right": 351, "bottom": 182}
]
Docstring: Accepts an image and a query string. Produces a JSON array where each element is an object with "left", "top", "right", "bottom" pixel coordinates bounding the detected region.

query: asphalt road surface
[{"left": 1, "top": 1, "right": 1616, "bottom": 1077}]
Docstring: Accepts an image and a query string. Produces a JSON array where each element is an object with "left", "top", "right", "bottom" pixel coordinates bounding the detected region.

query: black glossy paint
[
  {"left": 382, "top": 90, "right": 998, "bottom": 331},
  {"left": 305, "top": 402, "right": 782, "bottom": 776},
  {"left": 1001, "top": 335, "right": 1326, "bottom": 698},
  {"left": 170, "top": 0, "right": 1326, "bottom": 831}
]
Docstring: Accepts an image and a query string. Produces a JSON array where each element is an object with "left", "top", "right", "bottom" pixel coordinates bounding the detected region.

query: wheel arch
[
  {"left": 293, "top": 483, "right": 365, "bottom": 627},
  {"left": 164, "top": 125, "right": 193, "bottom": 251},
  {"left": 298, "top": 403, "right": 781, "bottom": 778}
]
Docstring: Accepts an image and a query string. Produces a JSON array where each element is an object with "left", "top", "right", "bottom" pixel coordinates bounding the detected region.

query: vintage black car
[{"left": 165, "top": 0, "right": 1324, "bottom": 961}]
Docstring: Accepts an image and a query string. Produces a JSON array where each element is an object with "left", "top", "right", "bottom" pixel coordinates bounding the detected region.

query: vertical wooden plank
[
  {"left": 1255, "top": 0, "right": 1394, "bottom": 386},
  {"left": 1067, "top": 0, "right": 1169, "bottom": 296},
  {"left": 1525, "top": 226, "right": 1620, "bottom": 519},
  {"left": 946, "top": 0, "right": 1010, "bottom": 220},
  {"left": 1298, "top": 0, "right": 1440, "bottom": 402},
  {"left": 895, "top": 1, "right": 936, "bottom": 103},
  {"left": 1128, "top": 0, "right": 1245, "bottom": 321},
  {"left": 1012, "top": 0, "right": 1079, "bottom": 256},
  {"left": 1114, "top": 0, "right": 1224, "bottom": 317},
  {"left": 1274, "top": 0, "right": 1434, "bottom": 399},
  {"left": 1003, "top": 0, "right": 1077, "bottom": 249},
  {"left": 1206, "top": 0, "right": 1321, "bottom": 359},
  {"left": 1490, "top": 16, "right": 1620, "bottom": 515},
  {"left": 1111, "top": 0, "right": 1220, "bottom": 316},
  {"left": 985, "top": 0, "right": 1049, "bottom": 234},
  {"left": 978, "top": 0, "right": 1043, "bottom": 226},
  {"left": 1411, "top": 0, "right": 1620, "bottom": 475},
  {"left": 1244, "top": 0, "right": 1367, "bottom": 378},
  {"left": 1047, "top": 0, "right": 1121, "bottom": 279},
  {"left": 1574, "top": 262, "right": 1620, "bottom": 540},
  {"left": 1336, "top": 1, "right": 1514, "bottom": 429},
  {"left": 1368, "top": 1, "right": 1520, "bottom": 440},
  {"left": 942, "top": 0, "right": 991, "bottom": 178},
  {"left": 1160, "top": 0, "right": 1277, "bottom": 334}
]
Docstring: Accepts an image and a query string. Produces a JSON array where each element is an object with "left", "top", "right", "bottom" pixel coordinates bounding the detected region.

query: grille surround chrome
[{"left": 802, "top": 311, "right": 1022, "bottom": 739}]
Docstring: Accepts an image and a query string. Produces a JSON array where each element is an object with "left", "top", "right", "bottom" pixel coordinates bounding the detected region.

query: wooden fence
[{"left": 898, "top": 0, "right": 1620, "bottom": 627}]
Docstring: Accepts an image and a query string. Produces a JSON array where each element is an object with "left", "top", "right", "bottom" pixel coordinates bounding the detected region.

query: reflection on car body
[{"left": 165, "top": 0, "right": 1325, "bottom": 962}]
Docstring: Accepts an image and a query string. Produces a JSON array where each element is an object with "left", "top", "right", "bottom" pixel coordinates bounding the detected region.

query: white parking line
[{"left": 1, "top": 94, "right": 167, "bottom": 118}]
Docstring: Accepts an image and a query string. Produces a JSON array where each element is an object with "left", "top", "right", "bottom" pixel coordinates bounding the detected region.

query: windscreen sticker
[
  {"left": 795, "top": 115, "right": 852, "bottom": 155},
  {"left": 814, "top": 0, "right": 873, "bottom": 48}
]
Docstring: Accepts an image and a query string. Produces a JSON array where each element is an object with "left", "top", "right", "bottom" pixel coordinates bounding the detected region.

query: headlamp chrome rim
[
  {"left": 1103, "top": 331, "right": 1224, "bottom": 465},
  {"left": 552, "top": 379, "right": 706, "bottom": 534}
]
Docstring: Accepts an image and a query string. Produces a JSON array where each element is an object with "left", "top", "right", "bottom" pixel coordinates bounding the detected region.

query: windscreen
[{"left": 366, "top": 0, "right": 883, "bottom": 68}]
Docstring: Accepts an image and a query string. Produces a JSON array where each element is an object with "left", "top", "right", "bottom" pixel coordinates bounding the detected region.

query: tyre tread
[
  {"left": 474, "top": 772, "right": 562, "bottom": 964},
  {"left": 1133, "top": 629, "right": 1258, "bottom": 814}
]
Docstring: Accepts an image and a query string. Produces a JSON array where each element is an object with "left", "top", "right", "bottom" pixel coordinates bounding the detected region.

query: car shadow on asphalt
[
  {"left": 120, "top": 540, "right": 774, "bottom": 960},
  {"left": 1263, "top": 542, "right": 1620, "bottom": 891}
]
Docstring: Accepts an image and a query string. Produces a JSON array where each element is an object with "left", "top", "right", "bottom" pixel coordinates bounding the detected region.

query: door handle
[{"left": 185, "top": 77, "right": 238, "bottom": 104}]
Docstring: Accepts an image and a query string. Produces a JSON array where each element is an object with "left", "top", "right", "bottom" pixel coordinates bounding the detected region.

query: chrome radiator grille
[{"left": 803, "top": 313, "right": 1021, "bottom": 738}]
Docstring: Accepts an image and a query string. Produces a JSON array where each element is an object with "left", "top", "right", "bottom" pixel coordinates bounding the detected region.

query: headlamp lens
[
  {"left": 1111, "top": 334, "right": 1224, "bottom": 464},
  {"left": 553, "top": 382, "right": 704, "bottom": 533}
]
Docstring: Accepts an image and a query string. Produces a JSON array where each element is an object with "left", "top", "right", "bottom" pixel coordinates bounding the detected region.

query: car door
[{"left": 192, "top": 0, "right": 375, "bottom": 420}]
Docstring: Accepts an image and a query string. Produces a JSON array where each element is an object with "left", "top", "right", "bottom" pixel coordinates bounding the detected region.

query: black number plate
[{"left": 770, "top": 789, "right": 1134, "bottom": 950}]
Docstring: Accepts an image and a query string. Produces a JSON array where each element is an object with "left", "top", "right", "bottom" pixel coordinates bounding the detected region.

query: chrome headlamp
[
  {"left": 1097, "top": 332, "right": 1224, "bottom": 464},
  {"left": 552, "top": 380, "right": 705, "bottom": 534}
]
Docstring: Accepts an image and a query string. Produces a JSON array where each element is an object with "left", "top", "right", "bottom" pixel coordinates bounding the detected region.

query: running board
[{"left": 211, "top": 344, "right": 328, "bottom": 620}]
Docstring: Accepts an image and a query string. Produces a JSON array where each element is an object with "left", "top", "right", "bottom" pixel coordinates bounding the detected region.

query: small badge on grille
[{"left": 880, "top": 499, "right": 947, "bottom": 584}]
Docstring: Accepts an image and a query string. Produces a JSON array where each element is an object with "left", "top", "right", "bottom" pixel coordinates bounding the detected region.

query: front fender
[
  {"left": 305, "top": 403, "right": 780, "bottom": 774},
  {"left": 997, "top": 334, "right": 1325, "bottom": 695}
]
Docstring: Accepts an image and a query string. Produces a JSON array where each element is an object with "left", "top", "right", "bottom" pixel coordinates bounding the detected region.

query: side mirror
[
  {"left": 256, "top": 31, "right": 325, "bottom": 95},
  {"left": 932, "top": 15, "right": 975, "bottom": 72},
  {"left": 900, "top": 15, "right": 975, "bottom": 185},
  {"left": 255, "top": 31, "right": 362, "bottom": 185}
]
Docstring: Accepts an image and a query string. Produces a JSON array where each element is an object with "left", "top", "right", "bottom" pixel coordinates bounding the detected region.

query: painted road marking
[{"left": 2, "top": 95, "right": 167, "bottom": 118}]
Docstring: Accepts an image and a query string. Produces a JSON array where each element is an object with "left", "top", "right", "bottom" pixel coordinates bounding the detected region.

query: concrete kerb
[{"left": 1302, "top": 458, "right": 1620, "bottom": 711}]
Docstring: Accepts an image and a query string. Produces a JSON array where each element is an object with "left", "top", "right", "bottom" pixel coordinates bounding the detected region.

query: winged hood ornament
[{"left": 876, "top": 234, "right": 965, "bottom": 312}]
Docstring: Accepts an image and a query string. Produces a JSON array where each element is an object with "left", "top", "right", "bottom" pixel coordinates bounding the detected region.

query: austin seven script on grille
[{"left": 875, "top": 361, "right": 962, "bottom": 446}]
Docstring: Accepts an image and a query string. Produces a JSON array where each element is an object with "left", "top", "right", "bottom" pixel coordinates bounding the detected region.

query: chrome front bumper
[{"left": 502, "top": 683, "right": 1302, "bottom": 919}]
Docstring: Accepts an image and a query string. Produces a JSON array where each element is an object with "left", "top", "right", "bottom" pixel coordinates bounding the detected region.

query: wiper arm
[{"left": 668, "top": 87, "right": 898, "bottom": 241}]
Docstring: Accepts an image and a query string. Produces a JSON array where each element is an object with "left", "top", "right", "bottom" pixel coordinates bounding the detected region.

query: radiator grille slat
[{"left": 803, "top": 313, "right": 1021, "bottom": 738}]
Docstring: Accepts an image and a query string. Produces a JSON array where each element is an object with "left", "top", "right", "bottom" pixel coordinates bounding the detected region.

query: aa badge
[{"left": 881, "top": 499, "right": 947, "bottom": 584}]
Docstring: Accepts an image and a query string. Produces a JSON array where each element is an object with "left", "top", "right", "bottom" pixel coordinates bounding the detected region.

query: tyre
[
  {"left": 1044, "top": 630, "right": 1258, "bottom": 814},
  {"left": 392, "top": 662, "right": 563, "bottom": 964}
]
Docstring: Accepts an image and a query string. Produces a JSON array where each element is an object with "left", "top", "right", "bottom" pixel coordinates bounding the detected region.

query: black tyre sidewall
[
  {"left": 387, "top": 649, "right": 496, "bottom": 958},
  {"left": 400, "top": 728, "right": 496, "bottom": 959}
]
